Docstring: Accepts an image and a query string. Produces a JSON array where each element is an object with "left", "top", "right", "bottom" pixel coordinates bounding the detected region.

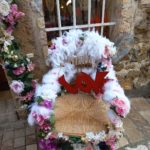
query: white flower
[
  {"left": 86, "top": 131, "right": 106, "bottom": 143},
  {"left": 58, "top": 133, "right": 63, "bottom": 138},
  {"left": 10, "top": 80, "right": 24, "bottom": 94},
  {"left": 0, "top": 0, "right": 10, "bottom": 16},
  {"left": 95, "top": 131, "right": 106, "bottom": 141},
  {"left": 86, "top": 132, "right": 95, "bottom": 140}
]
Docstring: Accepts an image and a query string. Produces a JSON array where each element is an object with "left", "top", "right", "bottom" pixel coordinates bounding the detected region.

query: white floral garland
[{"left": 28, "top": 30, "right": 130, "bottom": 148}]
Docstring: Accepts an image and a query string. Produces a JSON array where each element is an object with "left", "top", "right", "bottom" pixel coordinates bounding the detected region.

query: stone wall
[{"left": 115, "top": 0, "right": 150, "bottom": 91}]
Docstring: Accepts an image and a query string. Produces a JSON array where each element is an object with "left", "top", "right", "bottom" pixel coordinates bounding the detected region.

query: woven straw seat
[{"left": 54, "top": 93, "right": 111, "bottom": 136}]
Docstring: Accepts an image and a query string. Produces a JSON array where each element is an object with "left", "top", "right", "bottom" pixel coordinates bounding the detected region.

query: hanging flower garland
[
  {"left": 0, "top": 0, "right": 36, "bottom": 108},
  {"left": 28, "top": 30, "right": 131, "bottom": 150}
]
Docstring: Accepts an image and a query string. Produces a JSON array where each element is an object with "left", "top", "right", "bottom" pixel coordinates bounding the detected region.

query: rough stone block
[
  {"left": 131, "top": 98, "right": 150, "bottom": 111},
  {"left": 25, "top": 127, "right": 35, "bottom": 136},
  {"left": 1, "top": 146, "right": 13, "bottom": 150},
  {"left": 123, "top": 118, "right": 143, "bottom": 143},
  {"left": 139, "top": 110, "right": 150, "bottom": 124},
  {"left": 14, "top": 146, "right": 26, "bottom": 150},
  {"left": 15, "top": 129, "right": 25, "bottom": 138},
  {"left": 14, "top": 137, "right": 25, "bottom": 148},
  {"left": 26, "top": 144, "right": 37, "bottom": 150},
  {"left": 2, "top": 139, "right": 13, "bottom": 147},
  {"left": 141, "top": 0, "right": 150, "bottom": 5},
  {"left": 116, "top": 136, "right": 129, "bottom": 149},
  {"left": 3, "top": 131, "right": 14, "bottom": 141},
  {"left": 26, "top": 135, "right": 36, "bottom": 145},
  {"left": 125, "top": 145, "right": 148, "bottom": 150}
]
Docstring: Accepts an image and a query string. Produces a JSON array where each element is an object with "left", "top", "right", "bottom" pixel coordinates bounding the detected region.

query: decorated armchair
[{"left": 28, "top": 30, "right": 130, "bottom": 150}]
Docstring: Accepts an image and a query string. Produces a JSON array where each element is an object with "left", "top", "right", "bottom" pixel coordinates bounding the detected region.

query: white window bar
[
  {"left": 88, "top": 0, "right": 91, "bottom": 30},
  {"left": 56, "top": 0, "right": 62, "bottom": 35},
  {"left": 72, "top": 0, "right": 76, "bottom": 27},
  {"left": 45, "top": 22, "right": 116, "bottom": 32},
  {"left": 101, "top": 0, "right": 106, "bottom": 36}
]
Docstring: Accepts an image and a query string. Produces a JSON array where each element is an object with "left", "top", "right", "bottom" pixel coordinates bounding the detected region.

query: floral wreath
[
  {"left": 0, "top": 0, "right": 36, "bottom": 110},
  {"left": 28, "top": 30, "right": 131, "bottom": 150}
]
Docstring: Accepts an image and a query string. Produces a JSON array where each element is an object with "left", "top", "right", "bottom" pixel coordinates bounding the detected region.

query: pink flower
[
  {"left": 19, "top": 90, "right": 35, "bottom": 101},
  {"left": 5, "top": 4, "right": 24, "bottom": 33},
  {"left": 10, "top": 80, "right": 24, "bottom": 94},
  {"left": 32, "top": 112, "right": 47, "bottom": 126},
  {"left": 6, "top": 13, "right": 15, "bottom": 25},
  {"left": 10, "top": 4, "right": 25, "bottom": 20},
  {"left": 40, "top": 100, "right": 53, "bottom": 109},
  {"left": 116, "top": 107, "right": 125, "bottom": 117},
  {"left": 106, "top": 136, "right": 116, "bottom": 150},
  {"left": 50, "top": 44, "right": 56, "bottom": 50},
  {"left": 111, "top": 98, "right": 129, "bottom": 117},
  {"left": 104, "top": 46, "right": 110, "bottom": 58},
  {"left": 27, "top": 63, "right": 35, "bottom": 72},
  {"left": 38, "top": 123, "right": 51, "bottom": 133},
  {"left": 13, "top": 66, "right": 26, "bottom": 75},
  {"left": 111, "top": 98, "right": 125, "bottom": 108}
]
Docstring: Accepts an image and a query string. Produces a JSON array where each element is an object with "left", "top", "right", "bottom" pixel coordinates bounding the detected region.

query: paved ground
[
  {"left": 0, "top": 90, "right": 150, "bottom": 150},
  {"left": 117, "top": 97, "right": 150, "bottom": 150},
  {"left": 0, "top": 91, "right": 37, "bottom": 150}
]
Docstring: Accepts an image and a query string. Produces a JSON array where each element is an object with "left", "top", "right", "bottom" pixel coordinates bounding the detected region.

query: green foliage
[
  {"left": 69, "top": 136, "right": 82, "bottom": 143},
  {"left": 57, "top": 140, "right": 73, "bottom": 150},
  {"left": 50, "top": 114, "right": 55, "bottom": 129},
  {"left": 37, "top": 131, "right": 46, "bottom": 138},
  {"left": 12, "top": 0, "right": 17, "bottom": 4},
  {"left": 36, "top": 96, "right": 44, "bottom": 104}
]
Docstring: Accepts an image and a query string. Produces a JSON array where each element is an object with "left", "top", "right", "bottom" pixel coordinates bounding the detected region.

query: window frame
[{"left": 44, "top": 0, "right": 116, "bottom": 36}]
